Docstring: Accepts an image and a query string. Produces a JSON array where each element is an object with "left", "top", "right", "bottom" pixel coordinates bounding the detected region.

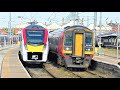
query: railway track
[
  {"left": 23, "top": 61, "right": 105, "bottom": 78},
  {"left": 62, "top": 67, "right": 105, "bottom": 78},
  {"left": 25, "top": 64, "right": 55, "bottom": 78},
  {"left": 44, "top": 63, "right": 105, "bottom": 78},
  {"left": 85, "top": 70, "right": 104, "bottom": 78}
]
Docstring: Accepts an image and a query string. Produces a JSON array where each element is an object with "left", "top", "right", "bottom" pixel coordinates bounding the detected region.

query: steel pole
[
  {"left": 117, "top": 23, "right": 119, "bottom": 60},
  {"left": 99, "top": 12, "right": 102, "bottom": 56},
  {"left": 76, "top": 12, "right": 79, "bottom": 25},
  {"left": 94, "top": 12, "right": 97, "bottom": 55},
  {"left": 9, "top": 12, "right": 12, "bottom": 45}
]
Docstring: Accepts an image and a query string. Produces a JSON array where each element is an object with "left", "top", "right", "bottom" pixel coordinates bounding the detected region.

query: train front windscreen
[
  {"left": 85, "top": 32, "right": 92, "bottom": 46},
  {"left": 64, "top": 31, "right": 73, "bottom": 51},
  {"left": 26, "top": 30, "right": 44, "bottom": 45}
]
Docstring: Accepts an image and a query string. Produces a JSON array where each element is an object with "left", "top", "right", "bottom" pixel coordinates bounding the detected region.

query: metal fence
[
  {"left": 95, "top": 32, "right": 120, "bottom": 60},
  {"left": 0, "top": 35, "right": 19, "bottom": 47}
]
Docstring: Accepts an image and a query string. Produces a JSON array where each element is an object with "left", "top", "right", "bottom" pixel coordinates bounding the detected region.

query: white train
[{"left": 19, "top": 24, "right": 49, "bottom": 65}]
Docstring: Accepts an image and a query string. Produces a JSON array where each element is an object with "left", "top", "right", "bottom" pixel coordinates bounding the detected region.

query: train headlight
[
  {"left": 88, "top": 49, "right": 90, "bottom": 51},
  {"left": 85, "top": 48, "right": 93, "bottom": 51},
  {"left": 64, "top": 47, "right": 72, "bottom": 51},
  {"left": 66, "top": 47, "right": 69, "bottom": 50}
]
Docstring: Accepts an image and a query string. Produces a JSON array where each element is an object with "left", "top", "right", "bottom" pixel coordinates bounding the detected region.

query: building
[
  {"left": 88, "top": 23, "right": 112, "bottom": 36},
  {"left": 0, "top": 29, "right": 8, "bottom": 35}
]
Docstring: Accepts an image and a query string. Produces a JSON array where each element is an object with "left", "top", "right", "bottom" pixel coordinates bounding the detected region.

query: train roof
[
  {"left": 97, "top": 31, "right": 118, "bottom": 37},
  {"left": 50, "top": 25, "right": 91, "bottom": 33},
  {"left": 25, "top": 24, "right": 45, "bottom": 29},
  {"left": 64, "top": 25, "right": 91, "bottom": 30}
]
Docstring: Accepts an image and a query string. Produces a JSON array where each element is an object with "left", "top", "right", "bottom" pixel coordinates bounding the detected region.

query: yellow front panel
[
  {"left": 63, "top": 50, "right": 72, "bottom": 54},
  {"left": 27, "top": 45, "right": 44, "bottom": 52},
  {"left": 85, "top": 51, "right": 94, "bottom": 54},
  {"left": 75, "top": 34, "right": 83, "bottom": 56}
]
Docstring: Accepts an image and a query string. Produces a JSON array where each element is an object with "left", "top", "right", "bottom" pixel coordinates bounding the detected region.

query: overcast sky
[{"left": 0, "top": 12, "right": 120, "bottom": 28}]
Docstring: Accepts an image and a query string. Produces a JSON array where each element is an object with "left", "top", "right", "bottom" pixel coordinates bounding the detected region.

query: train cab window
[
  {"left": 64, "top": 31, "right": 73, "bottom": 46},
  {"left": 85, "top": 32, "right": 92, "bottom": 46},
  {"left": 26, "top": 30, "right": 44, "bottom": 45},
  {"left": 64, "top": 31, "right": 73, "bottom": 51}
]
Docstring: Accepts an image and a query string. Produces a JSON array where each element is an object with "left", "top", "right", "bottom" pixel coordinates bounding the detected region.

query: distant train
[
  {"left": 19, "top": 24, "right": 49, "bottom": 65},
  {"left": 49, "top": 25, "right": 94, "bottom": 69}
]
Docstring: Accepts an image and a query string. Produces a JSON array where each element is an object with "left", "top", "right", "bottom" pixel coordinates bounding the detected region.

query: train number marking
[{"left": 32, "top": 55, "right": 38, "bottom": 60}]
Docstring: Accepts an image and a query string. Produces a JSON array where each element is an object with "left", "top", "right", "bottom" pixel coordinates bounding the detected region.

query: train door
[{"left": 74, "top": 33, "right": 83, "bottom": 56}]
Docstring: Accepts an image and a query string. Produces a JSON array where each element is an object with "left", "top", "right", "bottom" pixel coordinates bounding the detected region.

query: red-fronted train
[
  {"left": 19, "top": 23, "right": 49, "bottom": 65},
  {"left": 49, "top": 25, "right": 94, "bottom": 69}
]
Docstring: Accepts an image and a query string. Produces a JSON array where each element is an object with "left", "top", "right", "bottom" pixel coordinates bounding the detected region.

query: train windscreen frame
[{"left": 26, "top": 30, "right": 44, "bottom": 45}]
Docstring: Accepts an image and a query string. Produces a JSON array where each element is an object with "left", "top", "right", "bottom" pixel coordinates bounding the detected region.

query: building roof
[
  {"left": 0, "top": 29, "right": 8, "bottom": 35},
  {"left": 97, "top": 31, "right": 118, "bottom": 37}
]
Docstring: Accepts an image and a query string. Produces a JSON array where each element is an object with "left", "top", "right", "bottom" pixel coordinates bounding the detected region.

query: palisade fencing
[
  {"left": 95, "top": 30, "right": 120, "bottom": 60},
  {"left": 0, "top": 35, "right": 19, "bottom": 48}
]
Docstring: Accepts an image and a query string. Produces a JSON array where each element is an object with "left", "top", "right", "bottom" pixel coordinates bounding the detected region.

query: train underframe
[
  {"left": 48, "top": 51, "right": 92, "bottom": 69},
  {"left": 57, "top": 54, "right": 92, "bottom": 69}
]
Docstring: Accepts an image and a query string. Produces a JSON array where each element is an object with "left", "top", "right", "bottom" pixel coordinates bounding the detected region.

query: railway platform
[
  {"left": 0, "top": 45, "right": 31, "bottom": 78},
  {"left": 92, "top": 55, "right": 120, "bottom": 77},
  {"left": 93, "top": 55, "right": 120, "bottom": 66},
  {"left": 93, "top": 47, "right": 120, "bottom": 68}
]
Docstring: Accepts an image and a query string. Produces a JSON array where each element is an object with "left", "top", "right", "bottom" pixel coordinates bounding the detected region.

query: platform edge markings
[
  {"left": 11, "top": 47, "right": 31, "bottom": 78},
  {"left": 0, "top": 46, "right": 16, "bottom": 77},
  {"left": 16, "top": 52, "right": 31, "bottom": 78},
  {"left": 1, "top": 47, "right": 31, "bottom": 78},
  {"left": 0, "top": 48, "right": 12, "bottom": 78}
]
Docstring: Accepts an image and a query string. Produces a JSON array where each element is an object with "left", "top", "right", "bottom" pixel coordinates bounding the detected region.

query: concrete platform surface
[
  {"left": 93, "top": 55, "right": 120, "bottom": 68},
  {"left": 1, "top": 46, "right": 31, "bottom": 78}
]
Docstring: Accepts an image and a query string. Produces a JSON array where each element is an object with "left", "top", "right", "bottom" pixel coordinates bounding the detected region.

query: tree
[
  {"left": 2, "top": 27, "right": 9, "bottom": 33},
  {"left": 2, "top": 27, "right": 15, "bottom": 35}
]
